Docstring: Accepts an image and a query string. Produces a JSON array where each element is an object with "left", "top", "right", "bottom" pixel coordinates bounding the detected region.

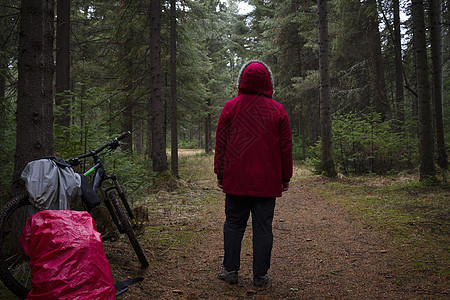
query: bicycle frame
[
  {"left": 66, "top": 132, "right": 149, "bottom": 268},
  {"left": 68, "top": 131, "right": 137, "bottom": 230},
  {"left": 84, "top": 159, "right": 137, "bottom": 231}
]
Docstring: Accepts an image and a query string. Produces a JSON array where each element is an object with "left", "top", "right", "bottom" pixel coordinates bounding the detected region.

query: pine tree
[
  {"left": 365, "top": 0, "right": 389, "bottom": 120},
  {"left": 317, "top": 0, "right": 336, "bottom": 177},
  {"left": 13, "top": 0, "right": 55, "bottom": 193},
  {"left": 170, "top": 0, "right": 179, "bottom": 177},
  {"left": 55, "top": 0, "right": 71, "bottom": 142},
  {"left": 149, "top": 0, "right": 168, "bottom": 174},
  {"left": 412, "top": 0, "right": 436, "bottom": 181},
  {"left": 393, "top": 0, "right": 405, "bottom": 124},
  {"left": 429, "top": 0, "right": 447, "bottom": 170}
]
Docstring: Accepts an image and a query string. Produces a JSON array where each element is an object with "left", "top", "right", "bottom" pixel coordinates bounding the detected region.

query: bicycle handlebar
[
  {"left": 116, "top": 131, "right": 131, "bottom": 141},
  {"left": 68, "top": 131, "right": 131, "bottom": 166}
]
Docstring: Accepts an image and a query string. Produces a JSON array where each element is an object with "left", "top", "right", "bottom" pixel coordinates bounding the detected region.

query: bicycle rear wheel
[
  {"left": 0, "top": 194, "right": 37, "bottom": 299},
  {"left": 108, "top": 191, "right": 149, "bottom": 268}
]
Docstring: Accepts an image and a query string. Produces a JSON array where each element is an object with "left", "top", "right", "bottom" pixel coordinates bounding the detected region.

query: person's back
[
  {"left": 214, "top": 60, "right": 293, "bottom": 287},
  {"left": 214, "top": 61, "right": 292, "bottom": 197}
]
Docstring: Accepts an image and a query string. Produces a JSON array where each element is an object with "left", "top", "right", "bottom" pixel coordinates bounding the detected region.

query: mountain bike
[{"left": 0, "top": 132, "right": 149, "bottom": 299}]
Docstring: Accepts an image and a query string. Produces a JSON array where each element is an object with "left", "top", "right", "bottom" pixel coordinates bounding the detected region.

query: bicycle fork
[{"left": 102, "top": 175, "right": 138, "bottom": 231}]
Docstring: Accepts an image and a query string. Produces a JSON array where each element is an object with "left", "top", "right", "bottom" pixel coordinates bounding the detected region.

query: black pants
[{"left": 223, "top": 194, "right": 275, "bottom": 276}]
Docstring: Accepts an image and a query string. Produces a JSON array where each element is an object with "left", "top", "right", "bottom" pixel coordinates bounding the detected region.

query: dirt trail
[{"left": 112, "top": 179, "right": 422, "bottom": 300}]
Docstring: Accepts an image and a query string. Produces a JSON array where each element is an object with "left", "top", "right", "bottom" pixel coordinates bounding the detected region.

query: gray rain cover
[{"left": 21, "top": 159, "right": 81, "bottom": 210}]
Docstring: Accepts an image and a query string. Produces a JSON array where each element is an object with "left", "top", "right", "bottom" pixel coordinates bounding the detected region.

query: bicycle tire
[
  {"left": 108, "top": 191, "right": 149, "bottom": 268},
  {"left": 0, "top": 194, "right": 35, "bottom": 299}
]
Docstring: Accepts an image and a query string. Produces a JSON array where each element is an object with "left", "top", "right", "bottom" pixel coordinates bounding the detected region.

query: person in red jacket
[{"left": 214, "top": 60, "right": 293, "bottom": 287}]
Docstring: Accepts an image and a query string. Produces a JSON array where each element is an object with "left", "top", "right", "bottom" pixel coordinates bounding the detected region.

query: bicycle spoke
[
  {"left": 17, "top": 265, "right": 30, "bottom": 285},
  {"left": 6, "top": 252, "right": 27, "bottom": 270},
  {"left": 0, "top": 195, "right": 33, "bottom": 297},
  {"left": 7, "top": 253, "right": 31, "bottom": 287}
]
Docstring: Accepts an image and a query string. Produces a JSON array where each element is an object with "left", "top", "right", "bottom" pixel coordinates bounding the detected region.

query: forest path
[{"left": 112, "top": 161, "right": 422, "bottom": 299}]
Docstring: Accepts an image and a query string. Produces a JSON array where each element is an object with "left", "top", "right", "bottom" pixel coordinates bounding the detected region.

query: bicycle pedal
[{"left": 102, "top": 232, "right": 119, "bottom": 242}]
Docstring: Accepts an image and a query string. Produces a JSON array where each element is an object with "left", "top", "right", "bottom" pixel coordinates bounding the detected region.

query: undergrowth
[{"left": 139, "top": 153, "right": 220, "bottom": 266}]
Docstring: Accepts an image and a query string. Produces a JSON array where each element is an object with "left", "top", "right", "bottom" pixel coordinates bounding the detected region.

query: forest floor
[
  {"left": 105, "top": 153, "right": 448, "bottom": 300},
  {"left": 0, "top": 152, "right": 448, "bottom": 299}
]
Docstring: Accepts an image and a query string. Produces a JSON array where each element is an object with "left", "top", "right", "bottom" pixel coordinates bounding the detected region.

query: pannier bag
[
  {"left": 20, "top": 210, "right": 116, "bottom": 300},
  {"left": 20, "top": 157, "right": 81, "bottom": 210},
  {"left": 80, "top": 175, "right": 101, "bottom": 212}
]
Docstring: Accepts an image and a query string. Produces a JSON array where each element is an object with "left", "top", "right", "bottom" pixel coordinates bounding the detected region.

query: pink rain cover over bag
[{"left": 20, "top": 210, "right": 116, "bottom": 300}]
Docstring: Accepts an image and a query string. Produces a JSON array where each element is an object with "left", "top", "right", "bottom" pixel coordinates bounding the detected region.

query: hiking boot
[
  {"left": 217, "top": 268, "right": 238, "bottom": 284},
  {"left": 253, "top": 274, "right": 269, "bottom": 287}
]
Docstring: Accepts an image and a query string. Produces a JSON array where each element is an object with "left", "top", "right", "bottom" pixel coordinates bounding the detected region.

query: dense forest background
[{"left": 0, "top": 0, "right": 448, "bottom": 200}]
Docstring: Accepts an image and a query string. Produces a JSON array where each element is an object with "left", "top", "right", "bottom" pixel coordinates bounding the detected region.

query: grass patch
[
  {"left": 141, "top": 153, "right": 219, "bottom": 260},
  {"left": 302, "top": 171, "right": 449, "bottom": 292}
]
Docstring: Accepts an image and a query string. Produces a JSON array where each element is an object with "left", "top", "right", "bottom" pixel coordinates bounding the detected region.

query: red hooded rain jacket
[{"left": 214, "top": 61, "right": 293, "bottom": 197}]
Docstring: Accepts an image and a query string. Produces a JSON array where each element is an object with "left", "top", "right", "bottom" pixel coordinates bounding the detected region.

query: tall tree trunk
[
  {"left": 121, "top": 88, "right": 133, "bottom": 152},
  {"left": 121, "top": 36, "right": 133, "bottom": 152},
  {"left": 198, "top": 123, "right": 202, "bottom": 149},
  {"left": 0, "top": 8, "right": 10, "bottom": 150},
  {"left": 146, "top": 110, "right": 152, "bottom": 157},
  {"left": 170, "top": 0, "right": 178, "bottom": 178},
  {"left": 366, "top": 0, "right": 389, "bottom": 120},
  {"left": 300, "top": 101, "right": 306, "bottom": 161},
  {"left": 205, "top": 99, "right": 212, "bottom": 153},
  {"left": 135, "top": 112, "right": 143, "bottom": 155},
  {"left": 79, "top": 84, "right": 86, "bottom": 153},
  {"left": 13, "top": 0, "right": 55, "bottom": 193},
  {"left": 393, "top": 0, "right": 405, "bottom": 125},
  {"left": 55, "top": 0, "right": 70, "bottom": 138},
  {"left": 0, "top": 65, "right": 5, "bottom": 147},
  {"left": 429, "top": 0, "right": 447, "bottom": 170},
  {"left": 309, "top": 96, "right": 318, "bottom": 144},
  {"left": 317, "top": 0, "right": 336, "bottom": 177},
  {"left": 412, "top": 0, "right": 436, "bottom": 181},
  {"left": 120, "top": 1, "right": 133, "bottom": 152},
  {"left": 149, "top": 0, "right": 168, "bottom": 174}
]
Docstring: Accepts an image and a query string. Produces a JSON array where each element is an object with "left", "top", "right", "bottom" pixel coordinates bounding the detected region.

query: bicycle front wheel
[
  {"left": 0, "top": 194, "right": 37, "bottom": 299},
  {"left": 108, "top": 191, "right": 149, "bottom": 268}
]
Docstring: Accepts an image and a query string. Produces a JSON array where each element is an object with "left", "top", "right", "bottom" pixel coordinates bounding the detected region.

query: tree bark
[
  {"left": 170, "top": 0, "right": 178, "bottom": 178},
  {"left": 309, "top": 96, "right": 318, "bottom": 144},
  {"left": 121, "top": 35, "right": 133, "bottom": 152},
  {"left": 429, "top": 0, "right": 447, "bottom": 170},
  {"left": 412, "top": 0, "right": 436, "bottom": 181},
  {"left": 55, "top": 0, "right": 71, "bottom": 137},
  {"left": 365, "top": 0, "right": 389, "bottom": 120},
  {"left": 13, "top": 0, "right": 55, "bottom": 193},
  {"left": 300, "top": 102, "right": 306, "bottom": 161},
  {"left": 121, "top": 90, "right": 133, "bottom": 152},
  {"left": 0, "top": 5, "right": 11, "bottom": 148},
  {"left": 135, "top": 112, "right": 143, "bottom": 155},
  {"left": 393, "top": 0, "right": 405, "bottom": 125},
  {"left": 146, "top": 109, "right": 152, "bottom": 157},
  {"left": 119, "top": 1, "right": 133, "bottom": 152},
  {"left": 317, "top": 0, "right": 336, "bottom": 177},
  {"left": 149, "top": 0, "right": 168, "bottom": 174},
  {"left": 0, "top": 66, "right": 5, "bottom": 146},
  {"left": 205, "top": 99, "right": 212, "bottom": 153}
]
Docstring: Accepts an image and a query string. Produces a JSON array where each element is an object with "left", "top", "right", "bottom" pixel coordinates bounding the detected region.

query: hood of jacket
[{"left": 237, "top": 60, "right": 274, "bottom": 98}]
